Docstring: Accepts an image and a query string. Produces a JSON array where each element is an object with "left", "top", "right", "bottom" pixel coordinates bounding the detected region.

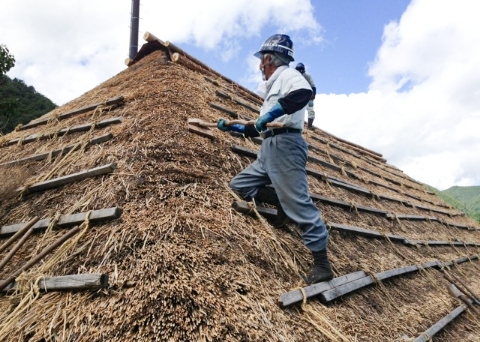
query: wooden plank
[
  {"left": 188, "top": 123, "right": 215, "bottom": 139},
  {"left": 0, "top": 133, "right": 113, "bottom": 166},
  {"left": 305, "top": 168, "right": 371, "bottom": 195},
  {"left": 413, "top": 306, "right": 466, "bottom": 342},
  {"left": 3, "top": 117, "right": 124, "bottom": 147},
  {"left": 278, "top": 271, "right": 367, "bottom": 307},
  {"left": 1, "top": 273, "right": 109, "bottom": 293},
  {"left": 320, "top": 263, "right": 438, "bottom": 303},
  {"left": 215, "top": 90, "right": 231, "bottom": 99},
  {"left": 327, "top": 222, "right": 406, "bottom": 243},
  {"left": 319, "top": 276, "right": 374, "bottom": 303},
  {"left": 18, "top": 96, "right": 124, "bottom": 131},
  {"left": 231, "top": 201, "right": 277, "bottom": 220},
  {"left": 376, "top": 265, "right": 419, "bottom": 281},
  {"left": 232, "top": 98, "right": 260, "bottom": 113},
  {"left": 0, "top": 207, "right": 122, "bottom": 237},
  {"left": 209, "top": 102, "right": 238, "bottom": 118},
  {"left": 231, "top": 144, "right": 258, "bottom": 158},
  {"left": 19, "top": 163, "right": 116, "bottom": 194},
  {"left": 310, "top": 194, "right": 389, "bottom": 216}
]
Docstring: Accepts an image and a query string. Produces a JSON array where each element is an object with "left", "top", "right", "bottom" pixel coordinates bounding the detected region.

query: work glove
[
  {"left": 255, "top": 103, "right": 285, "bottom": 132},
  {"left": 217, "top": 118, "right": 245, "bottom": 133}
]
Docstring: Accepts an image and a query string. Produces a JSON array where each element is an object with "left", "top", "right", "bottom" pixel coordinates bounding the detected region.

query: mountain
[
  {"left": 427, "top": 185, "right": 480, "bottom": 223},
  {"left": 0, "top": 75, "right": 57, "bottom": 134},
  {"left": 443, "top": 186, "right": 480, "bottom": 222}
]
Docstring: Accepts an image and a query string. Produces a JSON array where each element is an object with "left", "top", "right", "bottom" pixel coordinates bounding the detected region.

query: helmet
[
  {"left": 254, "top": 34, "right": 294, "bottom": 61},
  {"left": 295, "top": 63, "right": 305, "bottom": 73}
]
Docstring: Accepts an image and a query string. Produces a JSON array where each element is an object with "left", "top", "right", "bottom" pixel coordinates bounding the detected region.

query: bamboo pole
[
  {"left": 0, "top": 217, "right": 39, "bottom": 254},
  {"left": 0, "top": 226, "right": 81, "bottom": 292},
  {"left": 0, "top": 227, "right": 34, "bottom": 272}
]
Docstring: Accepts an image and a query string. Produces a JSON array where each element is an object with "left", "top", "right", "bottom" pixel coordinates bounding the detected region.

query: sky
[{"left": 1, "top": 0, "right": 479, "bottom": 191}]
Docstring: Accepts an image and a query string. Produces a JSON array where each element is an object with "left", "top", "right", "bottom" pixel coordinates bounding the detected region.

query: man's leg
[
  {"left": 263, "top": 134, "right": 333, "bottom": 283},
  {"left": 307, "top": 100, "right": 315, "bottom": 130},
  {"left": 229, "top": 159, "right": 270, "bottom": 200}
]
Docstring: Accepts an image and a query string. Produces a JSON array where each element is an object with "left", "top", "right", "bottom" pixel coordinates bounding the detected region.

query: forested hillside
[
  {"left": 427, "top": 185, "right": 480, "bottom": 223},
  {"left": 0, "top": 75, "right": 57, "bottom": 134}
]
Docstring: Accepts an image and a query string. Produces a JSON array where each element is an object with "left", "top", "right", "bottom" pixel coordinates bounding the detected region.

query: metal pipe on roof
[{"left": 129, "top": 0, "right": 140, "bottom": 59}]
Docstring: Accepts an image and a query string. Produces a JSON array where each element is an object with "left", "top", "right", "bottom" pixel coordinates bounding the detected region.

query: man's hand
[
  {"left": 217, "top": 118, "right": 230, "bottom": 131},
  {"left": 217, "top": 118, "right": 245, "bottom": 133},
  {"left": 255, "top": 103, "right": 285, "bottom": 132}
]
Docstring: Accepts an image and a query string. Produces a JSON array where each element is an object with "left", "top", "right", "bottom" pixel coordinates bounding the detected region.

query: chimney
[{"left": 129, "top": 0, "right": 140, "bottom": 59}]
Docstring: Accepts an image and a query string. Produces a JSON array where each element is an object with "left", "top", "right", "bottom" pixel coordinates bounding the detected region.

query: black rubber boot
[
  {"left": 255, "top": 187, "right": 289, "bottom": 228},
  {"left": 307, "top": 118, "right": 314, "bottom": 130},
  {"left": 305, "top": 248, "right": 334, "bottom": 284}
]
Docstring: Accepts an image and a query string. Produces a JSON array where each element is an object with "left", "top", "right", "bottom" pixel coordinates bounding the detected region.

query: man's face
[{"left": 259, "top": 54, "right": 272, "bottom": 80}]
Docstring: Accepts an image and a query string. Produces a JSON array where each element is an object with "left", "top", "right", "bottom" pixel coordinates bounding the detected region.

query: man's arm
[{"left": 278, "top": 88, "right": 313, "bottom": 113}]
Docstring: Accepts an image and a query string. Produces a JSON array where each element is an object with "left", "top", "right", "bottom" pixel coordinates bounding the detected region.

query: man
[
  {"left": 295, "top": 63, "right": 316, "bottom": 130},
  {"left": 216, "top": 34, "right": 333, "bottom": 285}
]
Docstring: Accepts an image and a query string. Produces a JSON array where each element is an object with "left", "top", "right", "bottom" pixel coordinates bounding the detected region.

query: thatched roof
[{"left": 0, "top": 33, "right": 479, "bottom": 341}]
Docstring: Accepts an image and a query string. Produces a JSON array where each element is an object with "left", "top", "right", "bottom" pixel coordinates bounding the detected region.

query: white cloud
[
  {"left": 1, "top": 0, "right": 322, "bottom": 106},
  {"left": 318, "top": 0, "right": 480, "bottom": 189}
]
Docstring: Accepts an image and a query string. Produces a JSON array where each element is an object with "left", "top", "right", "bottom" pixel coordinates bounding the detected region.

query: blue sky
[
  {"left": 173, "top": 0, "right": 411, "bottom": 95},
  {"left": 2, "top": 0, "right": 480, "bottom": 190}
]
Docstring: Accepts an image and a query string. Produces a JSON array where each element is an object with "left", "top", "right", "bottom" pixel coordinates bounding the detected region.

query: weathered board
[
  {"left": 278, "top": 271, "right": 367, "bottom": 307},
  {"left": 327, "top": 222, "right": 406, "bottom": 243},
  {"left": 209, "top": 102, "right": 238, "bottom": 118},
  {"left": 18, "top": 96, "right": 124, "bottom": 131},
  {"left": 188, "top": 123, "right": 215, "bottom": 139},
  {"left": 3, "top": 117, "right": 124, "bottom": 147},
  {"left": 0, "top": 207, "right": 122, "bottom": 237},
  {"left": 1, "top": 273, "right": 109, "bottom": 293},
  {"left": 0, "top": 133, "right": 113, "bottom": 167},
  {"left": 232, "top": 201, "right": 277, "bottom": 220},
  {"left": 19, "top": 163, "right": 116, "bottom": 194}
]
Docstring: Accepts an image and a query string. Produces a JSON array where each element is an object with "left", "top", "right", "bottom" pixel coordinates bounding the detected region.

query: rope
[
  {"left": 321, "top": 175, "right": 334, "bottom": 192},
  {"left": 0, "top": 211, "right": 92, "bottom": 340},
  {"left": 349, "top": 202, "right": 359, "bottom": 215}
]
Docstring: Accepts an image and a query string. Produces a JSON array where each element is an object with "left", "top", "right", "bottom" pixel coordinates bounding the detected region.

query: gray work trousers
[{"left": 230, "top": 132, "right": 328, "bottom": 252}]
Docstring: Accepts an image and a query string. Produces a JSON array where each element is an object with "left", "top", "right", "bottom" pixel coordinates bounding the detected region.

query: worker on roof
[
  {"left": 216, "top": 34, "right": 333, "bottom": 285},
  {"left": 295, "top": 62, "right": 316, "bottom": 130}
]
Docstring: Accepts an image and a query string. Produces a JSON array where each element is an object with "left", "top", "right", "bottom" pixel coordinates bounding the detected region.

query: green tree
[{"left": 0, "top": 44, "right": 15, "bottom": 75}]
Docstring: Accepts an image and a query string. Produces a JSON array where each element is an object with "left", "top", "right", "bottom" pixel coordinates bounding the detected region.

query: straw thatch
[{"left": 0, "top": 38, "right": 479, "bottom": 341}]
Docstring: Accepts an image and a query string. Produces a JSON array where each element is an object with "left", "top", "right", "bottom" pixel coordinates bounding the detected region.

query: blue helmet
[
  {"left": 254, "top": 34, "right": 294, "bottom": 61},
  {"left": 295, "top": 63, "right": 305, "bottom": 73}
]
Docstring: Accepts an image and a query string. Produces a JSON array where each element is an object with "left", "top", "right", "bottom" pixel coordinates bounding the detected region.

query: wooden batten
[
  {"left": 18, "top": 97, "right": 124, "bottom": 131},
  {"left": 2, "top": 117, "right": 123, "bottom": 147},
  {"left": 1, "top": 273, "right": 109, "bottom": 293},
  {"left": 0, "top": 133, "right": 113, "bottom": 167},
  {"left": 0, "top": 207, "right": 123, "bottom": 237},
  {"left": 18, "top": 163, "right": 116, "bottom": 195}
]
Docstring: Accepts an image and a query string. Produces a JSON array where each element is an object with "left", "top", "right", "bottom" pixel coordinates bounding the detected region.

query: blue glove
[
  {"left": 217, "top": 119, "right": 245, "bottom": 133},
  {"left": 255, "top": 103, "right": 285, "bottom": 132}
]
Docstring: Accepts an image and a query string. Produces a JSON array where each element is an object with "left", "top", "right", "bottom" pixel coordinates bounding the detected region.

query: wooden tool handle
[{"left": 199, "top": 120, "right": 285, "bottom": 128}]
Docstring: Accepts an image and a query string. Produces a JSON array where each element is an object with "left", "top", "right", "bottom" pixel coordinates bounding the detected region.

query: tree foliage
[
  {"left": 0, "top": 75, "right": 57, "bottom": 134},
  {"left": 427, "top": 184, "right": 480, "bottom": 224},
  {"left": 0, "top": 44, "right": 15, "bottom": 75}
]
